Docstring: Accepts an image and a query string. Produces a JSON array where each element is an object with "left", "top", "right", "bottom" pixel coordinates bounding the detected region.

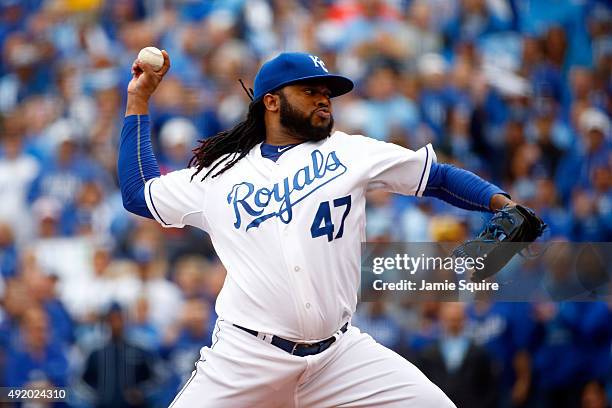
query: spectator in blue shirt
[
  {"left": 516, "top": 0, "right": 592, "bottom": 69},
  {"left": 556, "top": 108, "right": 611, "bottom": 204},
  {"left": 4, "top": 307, "right": 69, "bottom": 388},
  {"left": 443, "top": 0, "right": 514, "bottom": 43},
  {"left": 571, "top": 302, "right": 612, "bottom": 385},
  {"left": 521, "top": 36, "right": 563, "bottom": 103},
  {"left": 418, "top": 53, "right": 451, "bottom": 141},
  {"left": 161, "top": 298, "right": 212, "bottom": 374},
  {"left": 339, "top": 62, "right": 419, "bottom": 142},
  {"left": 126, "top": 296, "right": 161, "bottom": 353},
  {"left": 0, "top": 32, "right": 54, "bottom": 113},
  {"left": 34, "top": 272, "right": 74, "bottom": 346},
  {"left": 531, "top": 178, "right": 572, "bottom": 239},
  {"left": 59, "top": 180, "right": 113, "bottom": 237},
  {"left": 591, "top": 163, "right": 612, "bottom": 240},
  {"left": 159, "top": 298, "right": 213, "bottom": 406},
  {"left": 352, "top": 298, "right": 403, "bottom": 351},
  {"left": 467, "top": 302, "right": 536, "bottom": 407},
  {"left": 401, "top": 301, "right": 442, "bottom": 357},
  {"left": 336, "top": 0, "right": 403, "bottom": 53},
  {"left": 570, "top": 189, "right": 608, "bottom": 242},
  {"left": 531, "top": 302, "right": 585, "bottom": 408},
  {"left": 28, "top": 133, "right": 107, "bottom": 208}
]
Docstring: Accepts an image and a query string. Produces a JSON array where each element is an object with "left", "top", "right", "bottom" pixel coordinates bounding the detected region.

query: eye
[{"left": 304, "top": 88, "right": 313, "bottom": 95}]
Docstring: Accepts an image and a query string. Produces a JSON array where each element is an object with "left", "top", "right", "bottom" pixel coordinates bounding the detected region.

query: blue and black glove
[{"left": 453, "top": 205, "right": 547, "bottom": 282}]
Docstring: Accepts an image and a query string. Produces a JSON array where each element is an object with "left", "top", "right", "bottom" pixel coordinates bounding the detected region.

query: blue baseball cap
[{"left": 253, "top": 52, "right": 354, "bottom": 101}]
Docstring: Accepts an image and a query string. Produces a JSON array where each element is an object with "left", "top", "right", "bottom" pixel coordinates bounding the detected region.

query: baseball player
[{"left": 118, "top": 51, "right": 519, "bottom": 407}]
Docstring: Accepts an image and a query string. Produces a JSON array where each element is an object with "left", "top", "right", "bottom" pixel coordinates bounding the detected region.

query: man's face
[
  {"left": 276, "top": 82, "right": 334, "bottom": 142},
  {"left": 440, "top": 302, "right": 465, "bottom": 336}
]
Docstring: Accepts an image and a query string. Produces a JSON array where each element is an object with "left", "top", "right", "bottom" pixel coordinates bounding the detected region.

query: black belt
[{"left": 234, "top": 323, "right": 349, "bottom": 357}]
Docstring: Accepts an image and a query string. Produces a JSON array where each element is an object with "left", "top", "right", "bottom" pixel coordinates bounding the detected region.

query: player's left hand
[{"left": 452, "top": 204, "right": 547, "bottom": 282}]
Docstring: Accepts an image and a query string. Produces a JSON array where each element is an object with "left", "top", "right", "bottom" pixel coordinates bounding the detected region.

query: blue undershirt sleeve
[
  {"left": 423, "top": 162, "right": 508, "bottom": 212},
  {"left": 117, "top": 115, "right": 161, "bottom": 219}
]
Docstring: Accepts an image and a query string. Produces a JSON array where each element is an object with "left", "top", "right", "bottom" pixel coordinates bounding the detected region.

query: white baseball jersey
[{"left": 144, "top": 131, "right": 436, "bottom": 341}]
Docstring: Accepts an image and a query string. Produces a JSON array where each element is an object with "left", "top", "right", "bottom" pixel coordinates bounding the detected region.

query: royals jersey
[{"left": 144, "top": 131, "right": 436, "bottom": 341}]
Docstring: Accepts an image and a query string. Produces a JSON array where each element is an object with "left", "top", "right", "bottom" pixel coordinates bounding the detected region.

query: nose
[{"left": 316, "top": 95, "right": 330, "bottom": 109}]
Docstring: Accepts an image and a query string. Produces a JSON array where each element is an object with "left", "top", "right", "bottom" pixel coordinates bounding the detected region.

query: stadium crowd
[{"left": 0, "top": 0, "right": 610, "bottom": 407}]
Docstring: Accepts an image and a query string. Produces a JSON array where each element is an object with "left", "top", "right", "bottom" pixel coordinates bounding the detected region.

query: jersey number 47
[{"left": 310, "top": 195, "right": 352, "bottom": 242}]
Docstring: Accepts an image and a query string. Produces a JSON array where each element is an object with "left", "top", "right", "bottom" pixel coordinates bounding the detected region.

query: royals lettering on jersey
[
  {"left": 143, "top": 132, "right": 435, "bottom": 341},
  {"left": 228, "top": 149, "right": 347, "bottom": 231}
]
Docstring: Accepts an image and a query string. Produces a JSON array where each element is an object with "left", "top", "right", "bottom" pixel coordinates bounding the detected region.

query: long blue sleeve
[
  {"left": 117, "top": 115, "right": 160, "bottom": 219},
  {"left": 424, "top": 163, "right": 508, "bottom": 212}
]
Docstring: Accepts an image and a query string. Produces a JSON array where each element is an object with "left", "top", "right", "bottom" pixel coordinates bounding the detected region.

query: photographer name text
[{"left": 372, "top": 279, "right": 499, "bottom": 293}]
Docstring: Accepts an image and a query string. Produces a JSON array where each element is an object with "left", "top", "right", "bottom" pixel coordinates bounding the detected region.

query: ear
[{"left": 263, "top": 93, "right": 280, "bottom": 112}]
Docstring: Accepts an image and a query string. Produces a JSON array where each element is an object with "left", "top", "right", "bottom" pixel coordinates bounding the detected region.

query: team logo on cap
[{"left": 310, "top": 55, "right": 328, "bottom": 72}]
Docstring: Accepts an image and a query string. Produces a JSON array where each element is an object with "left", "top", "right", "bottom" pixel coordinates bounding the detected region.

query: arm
[
  {"left": 354, "top": 136, "right": 512, "bottom": 211},
  {"left": 424, "top": 162, "right": 514, "bottom": 212},
  {"left": 117, "top": 50, "right": 171, "bottom": 218},
  {"left": 511, "top": 350, "right": 532, "bottom": 406},
  {"left": 118, "top": 115, "right": 159, "bottom": 218}
]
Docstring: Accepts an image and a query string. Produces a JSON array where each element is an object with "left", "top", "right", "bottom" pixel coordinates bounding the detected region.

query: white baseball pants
[{"left": 169, "top": 320, "right": 456, "bottom": 407}]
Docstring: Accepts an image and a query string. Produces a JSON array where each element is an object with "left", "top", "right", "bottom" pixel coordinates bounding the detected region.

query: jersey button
[
  {"left": 305, "top": 302, "right": 311, "bottom": 309},
  {"left": 294, "top": 266, "right": 300, "bottom": 272}
]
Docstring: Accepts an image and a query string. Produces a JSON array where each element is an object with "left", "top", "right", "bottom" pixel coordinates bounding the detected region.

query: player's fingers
[
  {"left": 159, "top": 50, "right": 171, "bottom": 76},
  {"left": 136, "top": 59, "right": 156, "bottom": 76},
  {"left": 131, "top": 60, "right": 142, "bottom": 76}
]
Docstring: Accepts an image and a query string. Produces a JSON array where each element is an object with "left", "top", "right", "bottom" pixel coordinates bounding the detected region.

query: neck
[
  {"left": 265, "top": 131, "right": 303, "bottom": 146},
  {"left": 264, "top": 121, "right": 302, "bottom": 146}
]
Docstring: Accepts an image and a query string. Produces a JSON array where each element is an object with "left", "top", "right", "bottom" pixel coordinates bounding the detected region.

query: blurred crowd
[{"left": 0, "top": 0, "right": 610, "bottom": 407}]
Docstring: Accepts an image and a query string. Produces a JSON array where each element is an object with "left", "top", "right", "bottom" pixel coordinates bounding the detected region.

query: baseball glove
[{"left": 453, "top": 205, "right": 546, "bottom": 282}]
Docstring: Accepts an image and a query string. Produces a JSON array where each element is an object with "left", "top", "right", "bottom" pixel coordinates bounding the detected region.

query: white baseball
[{"left": 137, "top": 46, "right": 164, "bottom": 71}]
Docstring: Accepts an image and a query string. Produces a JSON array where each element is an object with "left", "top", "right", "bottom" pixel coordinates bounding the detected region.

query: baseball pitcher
[{"left": 117, "top": 51, "right": 543, "bottom": 407}]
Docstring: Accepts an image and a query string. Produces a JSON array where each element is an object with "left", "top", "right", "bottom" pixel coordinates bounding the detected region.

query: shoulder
[
  {"left": 328, "top": 130, "right": 379, "bottom": 150},
  {"left": 151, "top": 167, "right": 209, "bottom": 194},
  {"left": 329, "top": 130, "right": 430, "bottom": 156},
  {"left": 160, "top": 166, "right": 201, "bottom": 181},
  {"left": 164, "top": 151, "right": 244, "bottom": 182},
  {"left": 330, "top": 130, "right": 367, "bottom": 141}
]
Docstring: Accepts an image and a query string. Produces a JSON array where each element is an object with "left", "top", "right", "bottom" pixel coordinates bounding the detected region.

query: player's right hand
[{"left": 127, "top": 50, "right": 170, "bottom": 101}]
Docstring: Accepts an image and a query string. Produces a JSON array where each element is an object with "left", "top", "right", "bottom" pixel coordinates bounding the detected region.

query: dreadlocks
[{"left": 189, "top": 100, "right": 265, "bottom": 181}]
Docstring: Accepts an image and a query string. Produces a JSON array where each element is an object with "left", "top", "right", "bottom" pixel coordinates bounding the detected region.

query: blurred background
[{"left": 0, "top": 0, "right": 610, "bottom": 407}]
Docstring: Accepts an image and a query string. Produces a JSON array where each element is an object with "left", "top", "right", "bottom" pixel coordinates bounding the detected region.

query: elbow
[
  {"left": 121, "top": 195, "right": 138, "bottom": 215},
  {"left": 119, "top": 184, "right": 133, "bottom": 211},
  {"left": 120, "top": 186, "right": 141, "bottom": 214},
  {"left": 121, "top": 196, "right": 135, "bottom": 214},
  {"left": 121, "top": 187, "right": 154, "bottom": 219}
]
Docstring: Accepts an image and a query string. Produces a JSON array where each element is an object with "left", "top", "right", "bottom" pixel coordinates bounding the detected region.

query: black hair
[{"left": 189, "top": 82, "right": 266, "bottom": 181}]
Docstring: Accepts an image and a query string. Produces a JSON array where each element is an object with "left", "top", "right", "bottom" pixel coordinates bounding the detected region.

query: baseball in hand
[{"left": 137, "top": 47, "right": 164, "bottom": 71}]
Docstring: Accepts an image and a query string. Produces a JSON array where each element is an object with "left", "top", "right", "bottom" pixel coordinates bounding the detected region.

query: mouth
[{"left": 314, "top": 108, "right": 331, "bottom": 119}]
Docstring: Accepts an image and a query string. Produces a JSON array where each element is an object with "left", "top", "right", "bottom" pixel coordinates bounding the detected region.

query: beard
[{"left": 278, "top": 93, "right": 334, "bottom": 142}]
